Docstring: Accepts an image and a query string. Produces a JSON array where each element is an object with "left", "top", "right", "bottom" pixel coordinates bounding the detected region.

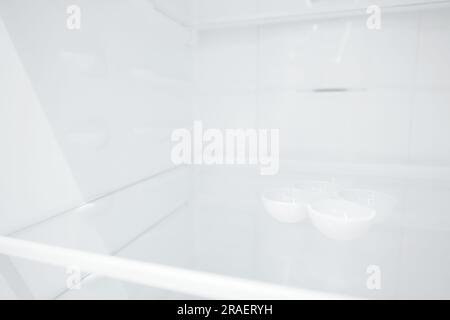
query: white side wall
[{"left": 0, "top": 0, "right": 194, "bottom": 298}]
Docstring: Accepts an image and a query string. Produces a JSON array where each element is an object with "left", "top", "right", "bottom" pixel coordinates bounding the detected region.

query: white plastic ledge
[{"left": 0, "top": 236, "right": 354, "bottom": 300}]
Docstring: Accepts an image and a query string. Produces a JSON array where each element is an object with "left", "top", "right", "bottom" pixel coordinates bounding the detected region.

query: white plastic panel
[
  {"left": 0, "top": 0, "right": 193, "bottom": 203},
  {"left": 195, "top": 8, "right": 450, "bottom": 167}
]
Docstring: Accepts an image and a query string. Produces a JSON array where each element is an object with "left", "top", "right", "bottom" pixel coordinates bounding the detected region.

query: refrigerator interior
[{"left": 1, "top": 0, "right": 450, "bottom": 299}]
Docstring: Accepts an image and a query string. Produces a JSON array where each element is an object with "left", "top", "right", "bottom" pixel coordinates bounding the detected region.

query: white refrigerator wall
[{"left": 194, "top": 7, "right": 450, "bottom": 169}]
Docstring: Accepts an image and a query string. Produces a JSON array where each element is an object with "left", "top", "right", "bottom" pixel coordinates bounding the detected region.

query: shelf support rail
[{"left": 0, "top": 236, "right": 354, "bottom": 300}]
